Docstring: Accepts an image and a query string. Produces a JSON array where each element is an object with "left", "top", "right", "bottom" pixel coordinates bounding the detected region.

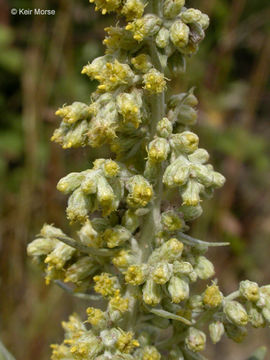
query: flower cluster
[{"left": 27, "top": 0, "right": 270, "bottom": 359}]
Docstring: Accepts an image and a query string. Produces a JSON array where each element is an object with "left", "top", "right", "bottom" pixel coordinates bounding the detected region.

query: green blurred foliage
[{"left": 0, "top": 0, "right": 270, "bottom": 359}]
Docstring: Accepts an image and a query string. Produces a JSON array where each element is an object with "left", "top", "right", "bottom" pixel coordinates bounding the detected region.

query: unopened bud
[
  {"left": 224, "top": 323, "right": 247, "bottom": 343},
  {"left": 239, "top": 280, "right": 260, "bottom": 302},
  {"left": 170, "top": 20, "right": 190, "bottom": 49},
  {"left": 57, "top": 172, "right": 84, "bottom": 194},
  {"left": 163, "top": 0, "right": 185, "bottom": 18},
  {"left": 157, "top": 117, "right": 173, "bottom": 138},
  {"left": 148, "top": 137, "right": 170, "bottom": 162},
  {"left": 143, "top": 279, "right": 162, "bottom": 306},
  {"left": 185, "top": 327, "right": 206, "bottom": 352},
  {"left": 224, "top": 301, "right": 248, "bottom": 326},
  {"left": 152, "top": 262, "right": 173, "bottom": 284},
  {"left": 209, "top": 321, "right": 224, "bottom": 344},
  {"left": 168, "top": 276, "right": 189, "bottom": 303},
  {"left": 195, "top": 256, "right": 215, "bottom": 280},
  {"left": 156, "top": 27, "right": 170, "bottom": 48},
  {"left": 203, "top": 284, "right": 223, "bottom": 308}
]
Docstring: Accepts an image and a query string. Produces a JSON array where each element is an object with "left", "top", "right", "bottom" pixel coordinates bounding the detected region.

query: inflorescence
[{"left": 27, "top": 1, "right": 270, "bottom": 359}]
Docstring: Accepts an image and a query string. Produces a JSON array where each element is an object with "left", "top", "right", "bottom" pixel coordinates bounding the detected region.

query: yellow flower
[
  {"left": 86, "top": 307, "right": 106, "bottom": 326},
  {"left": 93, "top": 273, "right": 119, "bottom": 296},
  {"left": 125, "top": 264, "right": 148, "bottom": 285},
  {"left": 109, "top": 290, "right": 129, "bottom": 312},
  {"left": 203, "top": 284, "right": 223, "bottom": 308},
  {"left": 90, "top": 0, "right": 121, "bottom": 15},
  {"left": 121, "top": 0, "right": 145, "bottom": 20},
  {"left": 116, "top": 331, "right": 140, "bottom": 353},
  {"left": 143, "top": 69, "right": 167, "bottom": 94}
]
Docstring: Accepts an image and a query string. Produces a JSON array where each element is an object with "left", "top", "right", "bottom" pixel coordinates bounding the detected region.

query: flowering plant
[{"left": 27, "top": 1, "right": 269, "bottom": 358}]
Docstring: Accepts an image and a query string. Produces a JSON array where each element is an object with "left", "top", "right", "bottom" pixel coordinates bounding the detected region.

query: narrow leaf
[{"left": 149, "top": 307, "right": 192, "bottom": 325}]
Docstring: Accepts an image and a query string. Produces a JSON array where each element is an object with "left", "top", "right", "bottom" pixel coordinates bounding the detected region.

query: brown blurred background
[{"left": 0, "top": 0, "right": 269, "bottom": 359}]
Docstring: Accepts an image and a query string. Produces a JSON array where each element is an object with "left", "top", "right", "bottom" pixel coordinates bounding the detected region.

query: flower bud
[
  {"left": 212, "top": 171, "right": 226, "bottom": 188},
  {"left": 108, "top": 290, "right": 129, "bottom": 322},
  {"left": 66, "top": 188, "right": 92, "bottom": 223},
  {"left": 27, "top": 238, "right": 58, "bottom": 257},
  {"left": 248, "top": 306, "right": 265, "bottom": 328},
  {"left": 96, "top": 176, "right": 117, "bottom": 215},
  {"left": 177, "top": 104, "right": 198, "bottom": 125},
  {"left": 209, "top": 321, "right": 224, "bottom": 344},
  {"left": 131, "top": 53, "right": 152, "bottom": 73},
  {"left": 148, "top": 137, "right": 170, "bottom": 162},
  {"left": 203, "top": 284, "right": 223, "bottom": 308},
  {"left": 188, "top": 270, "right": 198, "bottom": 283},
  {"left": 112, "top": 249, "right": 134, "bottom": 269},
  {"left": 170, "top": 20, "right": 190, "bottom": 49},
  {"left": 40, "top": 224, "right": 66, "bottom": 239},
  {"left": 171, "top": 131, "right": 199, "bottom": 154},
  {"left": 45, "top": 242, "right": 75, "bottom": 270},
  {"left": 116, "top": 90, "right": 142, "bottom": 128},
  {"left": 94, "top": 273, "right": 120, "bottom": 297},
  {"left": 152, "top": 262, "right": 173, "bottom": 284},
  {"left": 57, "top": 172, "right": 84, "bottom": 194},
  {"left": 126, "top": 175, "right": 153, "bottom": 208},
  {"left": 143, "top": 68, "right": 167, "bottom": 94},
  {"left": 143, "top": 279, "right": 162, "bottom": 305},
  {"left": 224, "top": 301, "right": 248, "bottom": 326},
  {"left": 121, "top": 0, "right": 145, "bottom": 20},
  {"left": 90, "top": 0, "right": 121, "bottom": 15},
  {"left": 155, "top": 27, "right": 170, "bottom": 48},
  {"left": 81, "top": 170, "right": 99, "bottom": 194},
  {"left": 180, "top": 203, "right": 203, "bottom": 221},
  {"left": 181, "top": 9, "right": 202, "bottom": 24},
  {"left": 257, "top": 285, "right": 270, "bottom": 308},
  {"left": 181, "top": 179, "right": 204, "bottom": 206},
  {"left": 224, "top": 323, "right": 247, "bottom": 343},
  {"left": 125, "top": 264, "right": 148, "bottom": 285},
  {"left": 157, "top": 117, "right": 173, "bottom": 138},
  {"left": 149, "top": 238, "right": 184, "bottom": 264},
  {"left": 168, "top": 276, "right": 189, "bottom": 303},
  {"left": 181, "top": 9, "right": 210, "bottom": 30},
  {"left": 70, "top": 331, "right": 104, "bottom": 358},
  {"left": 161, "top": 210, "right": 185, "bottom": 232},
  {"left": 55, "top": 102, "right": 91, "bottom": 125},
  {"left": 87, "top": 307, "right": 106, "bottom": 328},
  {"left": 163, "top": 0, "right": 185, "bottom": 18},
  {"left": 103, "top": 225, "right": 131, "bottom": 248},
  {"left": 188, "top": 295, "right": 203, "bottom": 310},
  {"left": 185, "top": 327, "right": 206, "bottom": 352},
  {"left": 239, "top": 280, "right": 260, "bottom": 302},
  {"left": 115, "top": 330, "right": 140, "bottom": 353},
  {"left": 262, "top": 307, "right": 270, "bottom": 323},
  {"left": 103, "top": 159, "right": 120, "bottom": 178},
  {"left": 188, "top": 149, "right": 209, "bottom": 164},
  {"left": 65, "top": 256, "right": 95, "bottom": 284},
  {"left": 173, "top": 260, "right": 193, "bottom": 275},
  {"left": 194, "top": 256, "right": 215, "bottom": 280},
  {"left": 141, "top": 346, "right": 161, "bottom": 360},
  {"left": 126, "top": 14, "right": 162, "bottom": 42},
  {"left": 62, "top": 120, "right": 89, "bottom": 149},
  {"left": 163, "top": 156, "right": 190, "bottom": 187},
  {"left": 77, "top": 220, "right": 103, "bottom": 248}
]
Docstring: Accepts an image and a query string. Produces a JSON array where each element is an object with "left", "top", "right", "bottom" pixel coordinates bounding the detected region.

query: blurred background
[{"left": 0, "top": 0, "right": 269, "bottom": 359}]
